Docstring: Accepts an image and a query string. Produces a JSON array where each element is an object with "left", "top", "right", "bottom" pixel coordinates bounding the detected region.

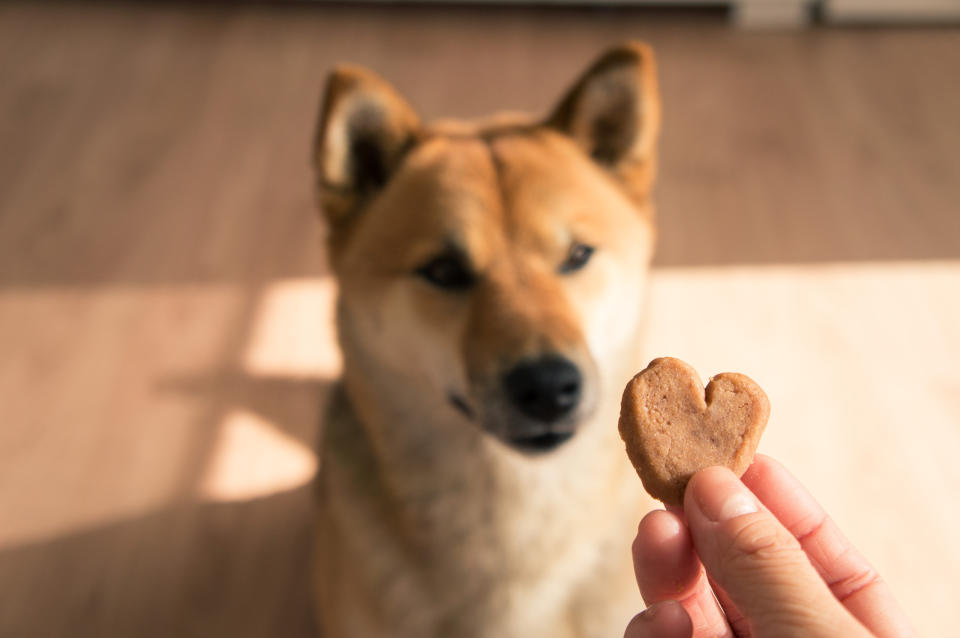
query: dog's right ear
[
  {"left": 546, "top": 43, "right": 661, "bottom": 202},
  {"left": 313, "top": 66, "right": 421, "bottom": 224}
]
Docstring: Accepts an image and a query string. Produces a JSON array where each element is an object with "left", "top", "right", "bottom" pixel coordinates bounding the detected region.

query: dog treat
[{"left": 618, "top": 357, "right": 769, "bottom": 506}]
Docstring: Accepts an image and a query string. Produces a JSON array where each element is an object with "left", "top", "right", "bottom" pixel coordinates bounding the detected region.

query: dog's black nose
[{"left": 503, "top": 356, "right": 582, "bottom": 423}]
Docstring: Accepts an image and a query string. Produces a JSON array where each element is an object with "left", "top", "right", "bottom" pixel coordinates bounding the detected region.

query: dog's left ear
[
  {"left": 546, "top": 43, "right": 661, "bottom": 198},
  {"left": 314, "top": 66, "right": 421, "bottom": 225}
]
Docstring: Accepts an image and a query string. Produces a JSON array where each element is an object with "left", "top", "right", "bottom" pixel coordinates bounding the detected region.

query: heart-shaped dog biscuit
[{"left": 618, "top": 357, "right": 770, "bottom": 505}]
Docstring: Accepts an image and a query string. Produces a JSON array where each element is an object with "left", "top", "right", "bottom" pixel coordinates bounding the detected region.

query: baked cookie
[{"left": 618, "top": 357, "right": 769, "bottom": 505}]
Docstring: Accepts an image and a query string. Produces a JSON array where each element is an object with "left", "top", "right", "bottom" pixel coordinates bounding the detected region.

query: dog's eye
[
  {"left": 559, "top": 243, "right": 594, "bottom": 274},
  {"left": 416, "top": 253, "right": 475, "bottom": 290}
]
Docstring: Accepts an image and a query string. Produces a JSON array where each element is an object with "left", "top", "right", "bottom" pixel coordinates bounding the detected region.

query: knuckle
[
  {"left": 720, "top": 514, "right": 800, "bottom": 574},
  {"left": 831, "top": 566, "right": 882, "bottom": 603},
  {"left": 729, "top": 515, "right": 781, "bottom": 555}
]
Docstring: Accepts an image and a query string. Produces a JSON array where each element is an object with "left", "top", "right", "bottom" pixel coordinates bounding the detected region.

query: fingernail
[
  {"left": 638, "top": 600, "right": 678, "bottom": 623},
  {"left": 691, "top": 467, "right": 758, "bottom": 522},
  {"left": 639, "top": 602, "right": 664, "bottom": 622},
  {"left": 631, "top": 600, "right": 690, "bottom": 637}
]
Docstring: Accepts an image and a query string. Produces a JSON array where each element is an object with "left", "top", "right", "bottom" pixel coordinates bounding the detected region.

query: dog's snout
[{"left": 503, "top": 356, "right": 582, "bottom": 423}]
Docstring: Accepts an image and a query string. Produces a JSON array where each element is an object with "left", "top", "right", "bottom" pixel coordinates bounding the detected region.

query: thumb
[{"left": 683, "top": 467, "right": 871, "bottom": 638}]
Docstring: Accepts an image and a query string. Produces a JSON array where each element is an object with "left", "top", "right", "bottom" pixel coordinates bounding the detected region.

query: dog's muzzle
[{"left": 500, "top": 355, "right": 582, "bottom": 453}]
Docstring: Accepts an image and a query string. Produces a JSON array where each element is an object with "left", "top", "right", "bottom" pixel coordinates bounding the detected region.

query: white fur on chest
[{"left": 315, "top": 389, "right": 645, "bottom": 638}]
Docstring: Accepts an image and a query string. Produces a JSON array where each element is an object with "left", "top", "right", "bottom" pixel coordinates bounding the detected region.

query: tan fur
[{"left": 313, "top": 43, "right": 661, "bottom": 638}]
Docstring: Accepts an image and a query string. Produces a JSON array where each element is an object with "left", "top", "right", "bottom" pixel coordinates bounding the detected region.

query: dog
[{"left": 311, "top": 42, "right": 662, "bottom": 638}]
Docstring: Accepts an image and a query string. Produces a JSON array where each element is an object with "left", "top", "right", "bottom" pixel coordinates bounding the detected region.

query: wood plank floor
[{"left": 0, "top": 3, "right": 958, "bottom": 637}]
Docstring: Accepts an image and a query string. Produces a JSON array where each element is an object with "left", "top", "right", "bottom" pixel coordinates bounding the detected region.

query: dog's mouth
[
  {"left": 447, "top": 391, "right": 474, "bottom": 419},
  {"left": 449, "top": 374, "right": 594, "bottom": 455},
  {"left": 506, "top": 430, "right": 575, "bottom": 453}
]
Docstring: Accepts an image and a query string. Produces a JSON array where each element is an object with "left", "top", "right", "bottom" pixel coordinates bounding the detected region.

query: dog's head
[{"left": 314, "top": 44, "right": 660, "bottom": 454}]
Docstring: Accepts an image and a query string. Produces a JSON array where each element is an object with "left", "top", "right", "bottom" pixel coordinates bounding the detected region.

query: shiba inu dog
[{"left": 312, "top": 43, "right": 661, "bottom": 638}]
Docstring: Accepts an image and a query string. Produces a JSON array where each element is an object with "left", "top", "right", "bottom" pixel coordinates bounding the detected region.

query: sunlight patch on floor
[
  {"left": 0, "top": 283, "right": 247, "bottom": 548},
  {"left": 4, "top": 264, "right": 955, "bottom": 636},
  {"left": 201, "top": 278, "right": 341, "bottom": 501},
  {"left": 243, "top": 278, "right": 341, "bottom": 377},
  {"left": 200, "top": 408, "right": 318, "bottom": 501}
]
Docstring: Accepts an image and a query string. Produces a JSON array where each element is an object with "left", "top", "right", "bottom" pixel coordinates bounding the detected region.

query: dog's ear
[
  {"left": 313, "top": 66, "right": 421, "bottom": 224},
  {"left": 546, "top": 43, "right": 661, "bottom": 198}
]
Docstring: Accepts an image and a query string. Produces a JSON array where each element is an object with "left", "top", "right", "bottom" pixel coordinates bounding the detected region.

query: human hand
[{"left": 624, "top": 454, "right": 917, "bottom": 638}]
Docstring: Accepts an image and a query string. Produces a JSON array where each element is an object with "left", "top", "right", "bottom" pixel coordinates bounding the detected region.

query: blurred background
[{"left": 1, "top": 1, "right": 958, "bottom": 636}]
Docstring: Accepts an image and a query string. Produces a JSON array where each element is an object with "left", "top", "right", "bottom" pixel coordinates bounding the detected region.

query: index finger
[{"left": 742, "top": 454, "right": 917, "bottom": 638}]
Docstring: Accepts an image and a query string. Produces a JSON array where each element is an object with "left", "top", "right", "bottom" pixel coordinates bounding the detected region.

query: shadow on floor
[
  {"left": 158, "top": 371, "right": 335, "bottom": 451},
  {"left": 0, "top": 487, "right": 319, "bottom": 638}
]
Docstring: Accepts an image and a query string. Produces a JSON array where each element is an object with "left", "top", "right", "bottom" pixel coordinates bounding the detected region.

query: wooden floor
[{"left": 0, "top": 3, "right": 958, "bottom": 637}]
